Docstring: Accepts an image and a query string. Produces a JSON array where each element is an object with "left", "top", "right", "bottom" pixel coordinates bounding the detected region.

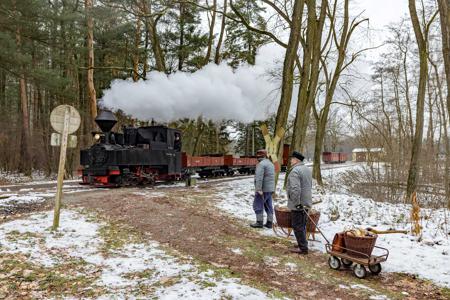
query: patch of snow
[
  {"left": 0, "top": 195, "right": 45, "bottom": 209},
  {"left": 0, "top": 210, "right": 279, "bottom": 299},
  {"left": 350, "top": 284, "right": 374, "bottom": 291},
  {"left": 231, "top": 248, "right": 243, "bottom": 255},
  {"left": 369, "top": 295, "right": 389, "bottom": 300},
  {"left": 155, "top": 275, "right": 272, "bottom": 300},
  {"left": 284, "top": 262, "right": 297, "bottom": 271},
  {"left": 214, "top": 165, "right": 450, "bottom": 288}
]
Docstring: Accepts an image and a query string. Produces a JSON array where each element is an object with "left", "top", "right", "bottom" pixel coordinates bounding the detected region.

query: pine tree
[
  {"left": 223, "top": 0, "right": 268, "bottom": 68},
  {"left": 160, "top": 1, "right": 208, "bottom": 72}
]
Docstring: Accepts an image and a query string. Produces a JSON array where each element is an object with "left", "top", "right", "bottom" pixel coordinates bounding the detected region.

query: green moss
[
  {"left": 0, "top": 255, "right": 105, "bottom": 298},
  {"left": 98, "top": 221, "right": 142, "bottom": 254},
  {"left": 123, "top": 268, "right": 156, "bottom": 280},
  {"left": 5, "top": 230, "right": 40, "bottom": 242}
]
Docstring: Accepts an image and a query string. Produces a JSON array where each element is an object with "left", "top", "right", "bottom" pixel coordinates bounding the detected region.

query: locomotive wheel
[
  {"left": 341, "top": 258, "right": 353, "bottom": 268},
  {"left": 368, "top": 263, "right": 382, "bottom": 275},
  {"left": 353, "top": 264, "right": 367, "bottom": 279},
  {"left": 328, "top": 256, "right": 341, "bottom": 270}
]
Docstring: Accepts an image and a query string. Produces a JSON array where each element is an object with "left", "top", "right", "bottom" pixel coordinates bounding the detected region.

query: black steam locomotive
[{"left": 80, "top": 110, "right": 183, "bottom": 187}]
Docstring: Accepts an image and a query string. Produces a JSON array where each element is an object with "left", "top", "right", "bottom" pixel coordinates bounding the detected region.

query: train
[
  {"left": 80, "top": 110, "right": 265, "bottom": 187},
  {"left": 79, "top": 110, "right": 348, "bottom": 187}
]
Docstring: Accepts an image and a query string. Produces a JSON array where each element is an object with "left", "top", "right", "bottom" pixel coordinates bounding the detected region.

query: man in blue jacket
[
  {"left": 287, "top": 151, "right": 312, "bottom": 255},
  {"left": 250, "top": 149, "right": 275, "bottom": 229}
]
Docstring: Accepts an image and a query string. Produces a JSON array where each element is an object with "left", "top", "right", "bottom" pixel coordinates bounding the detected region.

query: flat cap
[
  {"left": 256, "top": 149, "right": 268, "bottom": 158},
  {"left": 291, "top": 151, "right": 305, "bottom": 161}
]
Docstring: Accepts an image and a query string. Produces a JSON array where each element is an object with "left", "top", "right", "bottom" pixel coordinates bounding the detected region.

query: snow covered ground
[
  {"left": 0, "top": 210, "right": 281, "bottom": 299},
  {"left": 0, "top": 170, "right": 53, "bottom": 184},
  {"left": 0, "top": 184, "right": 94, "bottom": 211},
  {"left": 215, "top": 163, "right": 450, "bottom": 288}
]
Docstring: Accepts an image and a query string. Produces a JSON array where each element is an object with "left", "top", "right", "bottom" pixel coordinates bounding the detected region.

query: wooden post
[{"left": 52, "top": 106, "right": 70, "bottom": 230}]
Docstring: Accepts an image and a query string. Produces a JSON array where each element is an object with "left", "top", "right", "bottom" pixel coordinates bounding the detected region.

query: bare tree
[
  {"left": 312, "top": 0, "right": 368, "bottom": 184},
  {"left": 290, "top": 0, "right": 327, "bottom": 154},
  {"left": 405, "top": 0, "right": 438, "bottom": 201}
]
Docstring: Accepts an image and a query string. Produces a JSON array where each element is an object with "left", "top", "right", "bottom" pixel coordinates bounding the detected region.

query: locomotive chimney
[{"left": 95, "top": 110, "right": 117, "bottom": 132}]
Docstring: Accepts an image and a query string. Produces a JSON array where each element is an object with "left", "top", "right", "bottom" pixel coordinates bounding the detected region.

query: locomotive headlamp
[{"left": 94, "top": 133, "right": 100, "bottom": 140}]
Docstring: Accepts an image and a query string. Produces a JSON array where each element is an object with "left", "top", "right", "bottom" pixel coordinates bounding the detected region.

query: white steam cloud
[{"left": 101, "top": 63, "right": 280, "bottom": 122}]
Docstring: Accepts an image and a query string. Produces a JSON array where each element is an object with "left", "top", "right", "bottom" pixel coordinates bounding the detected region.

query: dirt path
[{"left": 61, "top": 184, "right": 449, "bottom": 300}]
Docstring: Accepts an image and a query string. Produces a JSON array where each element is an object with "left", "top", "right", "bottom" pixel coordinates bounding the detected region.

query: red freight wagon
[
  {"left": 182, "top": 154, "right": 225, "bottom": 167},
  {"left": 322, "top": 152, "right": 348, "bottom": 164},
  {"left": 282, "top": 144, "right": 290, "bottom": 167},
  {"left": 338, "top": 153, "right": 348, "bottom": 163}
]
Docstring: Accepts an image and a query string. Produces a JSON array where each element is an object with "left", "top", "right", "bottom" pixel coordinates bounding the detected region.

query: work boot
[
  {"left": 264, "top": 221, "right": 273, "bottom": 229},
  {"left": 288, "top": 247, "right": 308, "bottom": 255},
  {"left": 250, "top": 221, "right": 264, "bottom": 228}
]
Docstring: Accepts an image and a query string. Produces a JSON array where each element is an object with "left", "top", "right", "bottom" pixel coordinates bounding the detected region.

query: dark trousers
[
  {"left": 253, "top": 192, "right": 274, "bottom": 222},
  {"left": 291, "top": 210, "right": 308, "bottom": 251}
]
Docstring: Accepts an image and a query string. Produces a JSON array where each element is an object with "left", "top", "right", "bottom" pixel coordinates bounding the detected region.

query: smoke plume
[{"left": 101, "top": 63, "right": 280, "bottom": 122}]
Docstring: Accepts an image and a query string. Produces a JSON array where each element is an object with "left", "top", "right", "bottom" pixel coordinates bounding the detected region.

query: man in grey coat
[
  {"left": 250, "top": 149, "right": 275, "bottom": 229},
  {"left": 286, "top": 151, "right": 312, "bottom": 254}
]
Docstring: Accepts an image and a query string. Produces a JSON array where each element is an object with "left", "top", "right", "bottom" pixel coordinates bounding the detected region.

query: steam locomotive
[
  {"left": 80, "top": 110, "right": 184, "bottom": 186},
  {"left": 80, "top": 110, "right": 259, "bottom": 187}
]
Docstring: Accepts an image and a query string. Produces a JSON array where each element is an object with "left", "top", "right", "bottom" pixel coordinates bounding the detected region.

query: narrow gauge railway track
[{"left": 0, "top": 162, "right": 358, "bottom": 193}]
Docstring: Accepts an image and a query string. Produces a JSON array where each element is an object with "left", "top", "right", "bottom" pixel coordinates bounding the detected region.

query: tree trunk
[
  {"left": 405, "top": 0, "right": 429, "bottom": 201},
  {"left": 0, "top": 70, "right": 5, "bottom": 113},
  {"left": 436, "top": 0, "right": 450, "bottom": 208},
  {"left": 313, "top": 0, "right": 356, "bottom": 183},
  {"left": 268, "top": 0, "right": 305, "bottom": 189},
  {"left": 141, "top": 0, "right": 166, "bottom": 72},
  {"left": 214, "top": 0, "right": 227, "bottom": 64},
  {"left": 291, "top": 0, "right": 327, "bottom": 154},
  {"left": 16, "top": 24, "right": 32, "bottom": 176},
  {"left": 312, "top": 118, "right": 325, "bottom": 184},
  {"left": 431, "top": 47, "right": 450, "bottom": 208},
  {"left": 133, "top": 14, "right": 142, "bottom": 81},
  {"left": 178, "top": 3, "right": 185, "bottom": 71},
  {"left": 204, "top": 0, "right": 217, "bottom": 64},
  {"left": 86, "top": 0, "right": 97, "bottom": 126},
  {"left": 437, "top": 0, "right": 450, "bottom": 119},
  {"left": 273, "top": 0, "right": 304, "bottom": 161}
]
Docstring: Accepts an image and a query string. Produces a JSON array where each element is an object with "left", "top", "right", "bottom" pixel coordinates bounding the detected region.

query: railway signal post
[{"left": 50, "top": 105, "right": 81, "bottom": 230}]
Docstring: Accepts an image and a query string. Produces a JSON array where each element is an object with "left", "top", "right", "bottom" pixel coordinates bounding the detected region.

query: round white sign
[{"left": 50, "top": 105, "right": 81, "bottom": 134}]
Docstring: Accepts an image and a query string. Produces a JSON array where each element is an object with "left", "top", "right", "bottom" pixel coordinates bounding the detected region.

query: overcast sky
[{"left": 256, "top": 0, "right": 410, "bottom": 69}]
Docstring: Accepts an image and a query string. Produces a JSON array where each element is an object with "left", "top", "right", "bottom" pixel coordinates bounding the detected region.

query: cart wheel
[
  {"left": 341, "top": 258, "right": 353, "bottom": 268},
  {"left": 328, "top": 256, "right": 341, "bottom": 270},
  {"left": 353, "top": 264, "right": 367, "bottom": 279},
  {"left": 369, "top": 263, "right": 382, "bottom": 275}
]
